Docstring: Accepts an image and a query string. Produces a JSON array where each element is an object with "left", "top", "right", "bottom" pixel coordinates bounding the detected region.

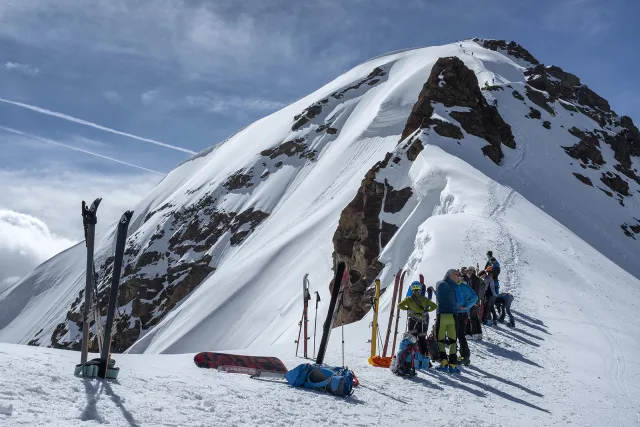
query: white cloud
[
  {"left": 141, "top": 88, "right": 287, "bottom": 117},
  {"left": 0, "top": 167, "right": 159, "bottom": 240},
  {"left": 185, "top": 93, "right": 287, "bottom": 114},
  {"left": 103, "top": 91, "right": 122, "bottom": 104},
  {"left": 0, "top": 209, "right": 75, "bottom": 287},
  {"left": 141, "top": 90, "right": 159, "bottom": 106},
  {"left": 4, "top": 61, "right": 39, "bottom": 76}
]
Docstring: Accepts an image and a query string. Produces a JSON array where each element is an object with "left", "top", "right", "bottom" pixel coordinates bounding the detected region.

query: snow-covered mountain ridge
[{"left": 0, "top": 38, "right": 638, "bottom": 358}]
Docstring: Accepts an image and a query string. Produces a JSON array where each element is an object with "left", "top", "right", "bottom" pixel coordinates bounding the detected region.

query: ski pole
[
  {"left": 341, "top": 321, "right": 345, "bottom": 368},
  {"left": 295, "top": 315, "right": 302, "bottom": 356},
  {"left": 313, "top": 291, "right": 320, "bottom": 358}
]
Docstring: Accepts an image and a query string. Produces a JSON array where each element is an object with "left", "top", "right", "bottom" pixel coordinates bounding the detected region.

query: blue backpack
[
  {"left": 284, "top": 363, "right": 355, "bottom": 397},
  {"left": 390, "top": 334, "right": 430, "bottom": 376}
]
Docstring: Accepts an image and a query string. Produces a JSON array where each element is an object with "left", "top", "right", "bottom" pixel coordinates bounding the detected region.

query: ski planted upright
[
  {"left": 303, "top": 274, "right": 311, "bottom": 358},
  {"left": 370, "top": 279, "right": 381, "bottom": 358},
  {"left": 382, "top": 269, "right": 402, "bottom": 357},
  {"left": 315, "top": 261, "right": 347, "bottom": 365},
  {"left": 391, "top": 270, "right": 407, "bottom": 355},
  {"left": 98, "top": 210, "right": 133, "bottom": 379},
  {"left": 81, "top": 198, "right": 101, "bottom": 365}
]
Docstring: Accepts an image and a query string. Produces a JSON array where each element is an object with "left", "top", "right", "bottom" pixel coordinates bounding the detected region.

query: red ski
[
  {"left": 382, "top": 269, "right": 402, "bottom": 357},
  {"left": 391, "top": 270, "right": 407, "bottom": 355},
  {"left": 193, "top": 352, "right": 288, "bottom": 374}
]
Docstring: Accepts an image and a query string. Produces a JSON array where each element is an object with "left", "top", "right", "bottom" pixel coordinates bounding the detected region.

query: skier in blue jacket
[
  {"left": 435, "top": 269, "right": 465, "bottom": 373},
  {"left": 455, "top": 273, "right": 478, "bottom": 365}
]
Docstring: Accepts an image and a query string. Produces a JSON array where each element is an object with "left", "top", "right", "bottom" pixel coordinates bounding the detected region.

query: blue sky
[{"left": 0, "top": 0, "right": 637, "bottom": 286}]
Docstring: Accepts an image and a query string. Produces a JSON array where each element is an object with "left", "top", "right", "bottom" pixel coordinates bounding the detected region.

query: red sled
[{"left": 193, "top": 352, "right": 288, "bottom": 374}]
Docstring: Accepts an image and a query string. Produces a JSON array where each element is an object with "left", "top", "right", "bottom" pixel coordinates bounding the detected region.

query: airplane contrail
[
  {"left": 0, "top": 97, "right": 197, "bottom": 155},
  {"left": 0, "top": 125, "right": 166, "bottom": 176}
]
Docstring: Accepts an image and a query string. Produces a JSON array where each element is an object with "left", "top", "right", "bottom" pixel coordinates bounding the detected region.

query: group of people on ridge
[{"left": 396, "top": 251, "right": 515, "bottom": 374}]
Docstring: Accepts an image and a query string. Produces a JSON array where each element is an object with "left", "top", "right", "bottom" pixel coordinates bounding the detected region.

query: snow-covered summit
[{"left": 0, "top": 39, "right": 638, "bottom": 359}]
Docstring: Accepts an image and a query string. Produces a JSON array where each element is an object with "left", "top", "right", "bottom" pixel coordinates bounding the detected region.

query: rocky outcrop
[
  {"left": 543, "top": 121, "right": 551, "bottom": 129},
  {"left": 527, "top": 107, "right": 542, "bottom": 119},
  {"left": 562, "top": 128, "right": 605, "bottom": 168},
  {"left": 401, "top": 56, "right": 515, "bottom": 164},
  {"left": 474, "top": 39, "right": 540, "bottom": 65},
  {"left": 525, "top": 86, "right": 555, "bottom": 116},
  {"left": 600, "top": 172, "right": 630, "bottom": 196},
  {"left": 621, "top": 220, "right": 640, "bottom": 239},
  {"left": 223, "top": 169, "right": 254, "bottom": 191},
  {"left": 331, "top": 67, "right": 386, "bottom": 99},
  {"left": 332, "top": 56, "right": 521, "bottom": 324},
  {"left": 573, "top": 173, "right": 593, "bottom": 186},
  {"left": 292, "top": 67, "right": 387, "bottom": 131},
  {"left": 332, "top": 153, "right": 393, "bottom": 324}
]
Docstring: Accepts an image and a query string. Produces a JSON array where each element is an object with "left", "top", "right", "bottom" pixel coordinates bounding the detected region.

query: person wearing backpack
[
  {"left": 495, "top": 292, "right": 515, "bottom": 327},
  {"left": 488, "top": 257, "right": 501, "bottom": 293},
  {"left": 454, "top": 273, "right": 478, "bottom": 365},
  {"left": 480, "top": 270, "right": 498, "bottom": 326},
  {"left": 434, "top": 269, "right": 465, "bottom": 373},
  {"left": 467, "top": 267, "right": 483, "bottom": 339},
  {"left": 397, "top": 282, "right": 438, "bottom": 357}
]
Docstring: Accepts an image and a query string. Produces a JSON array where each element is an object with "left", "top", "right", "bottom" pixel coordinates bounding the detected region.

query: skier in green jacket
[{"left": 397, "top": 282, "right": 438, "bottom": 357}]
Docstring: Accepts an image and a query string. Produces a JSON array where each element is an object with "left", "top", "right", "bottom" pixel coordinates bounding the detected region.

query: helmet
[{"left": 410, "top": 282, "right": 422, "bottom": 293}]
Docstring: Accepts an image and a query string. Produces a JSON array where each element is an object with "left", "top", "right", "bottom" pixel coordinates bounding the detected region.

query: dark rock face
[
  {"left": 621, "top": 219, "right": 640, "bottom": 239},
  {"left": 527, "top": 107, "right": 542, "bottom": 120},
  {"left": 261, "top": 138, "right": 307, "bottom": 159},
  {"left": 223, "top": 169, "right": 254, "bottom": 191},
  {"left": 292, "top": 104, "right": 323, "bottom": 131},
  {"left": 512, "top": 90, "right": 525, "bottom": 101},
  {"left": 474, "top": 39, "right": 540, "bottom": 65},
  {"left": 573, "top": 173, "right": 593, "bottom": 186},
  {"left": 384, "top": 185, "right": 413, "bottom": 214},
  {"left": 600, "top": 172, "right": 630, "bottom": 196},
  {"left": 406, "top": 137, "right": 425, "bottom": 161},
  {"left": 331, "top": 67, "right": 386, "bottom": 99},
  {"left": 525, "top": 86, "right": 555, "bottom": 116},
  {"left": 562, "top": 128, "right": 605, "bottom": 168},
  {"left": 433, "top": 120, "right": 464, "bottom": 139},
  {"left": 400, "top": 56, "right": 515, "bottom": 164},
  {"left": 380, "top": 221, "right": 399, "bottom": 248},
  {"left": 332, "top": 153, "right": 392, "bottom": 324}
]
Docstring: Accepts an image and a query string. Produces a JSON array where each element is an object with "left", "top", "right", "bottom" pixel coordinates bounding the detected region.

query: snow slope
[
  {"left": 0, "top": 38, "right": 637, "bottom": 358},
  {"left": 0, "top": 143, "right": 638, "bottom": 426},
  {"left": 0, "top": 34, "right": 639, "bottom": 421}
]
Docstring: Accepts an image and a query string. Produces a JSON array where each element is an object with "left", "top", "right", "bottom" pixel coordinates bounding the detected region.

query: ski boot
[
  {"left": 508, "top": 322, "right": 515, "bottom": 328},
  {"left": 483, "top": 320, "right": 491, "bottom": 326},
  {"left": 459, "top": 357, "right": 470, "bottom": 366},
  {"left": 498, "top": 318, "right": 505, "bottom": 324},
  {"left": 435, "top": 361, "right": 449, "bottom": 372},
  {"left": 448, "top": 365, "right": 461, "bottom": 374}
]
